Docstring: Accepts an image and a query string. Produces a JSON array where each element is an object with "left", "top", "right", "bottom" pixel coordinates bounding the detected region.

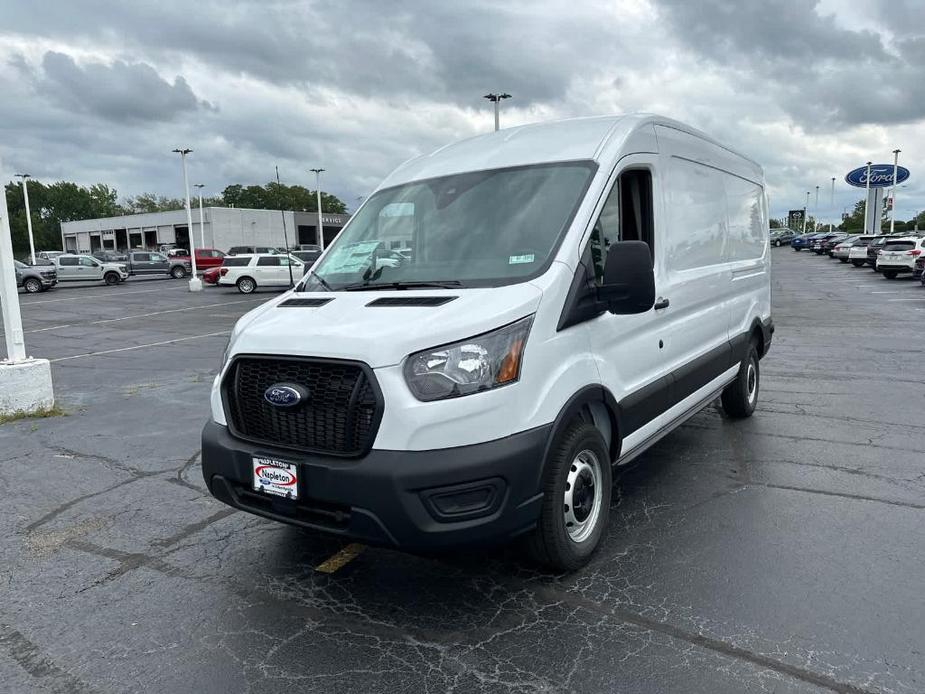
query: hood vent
[
  {"left": 279, "top": 297, "right": 334, "bottom": 307},
  {"left": 366, "top": 296, "right": 457, "bottom": 307}
]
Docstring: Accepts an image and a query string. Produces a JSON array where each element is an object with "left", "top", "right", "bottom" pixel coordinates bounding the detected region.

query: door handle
[{"left": 654, "top": 297, "right": 670, "bottom": 310}]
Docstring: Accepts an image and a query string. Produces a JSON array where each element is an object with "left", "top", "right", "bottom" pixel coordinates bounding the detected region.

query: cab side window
[
  {"left": 79, "top": 256, "right": 98, "bottom": 267},
  {"left": 587, "top": 169, "right": 655, "bottom": 285}
]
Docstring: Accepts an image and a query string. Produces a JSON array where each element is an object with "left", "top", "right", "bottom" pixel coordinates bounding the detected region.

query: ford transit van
[{"left": 202, "top": 115, "right": 773, "bottom": 570}]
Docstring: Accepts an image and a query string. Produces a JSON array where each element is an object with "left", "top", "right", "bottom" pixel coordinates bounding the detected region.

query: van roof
[{"left": 379, "top": 114, "right": 762, "bottom": 189}]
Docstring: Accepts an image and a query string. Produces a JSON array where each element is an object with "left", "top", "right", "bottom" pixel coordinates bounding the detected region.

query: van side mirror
[{"left": 597, "top": 241, "right": 655, "bottom": 314}]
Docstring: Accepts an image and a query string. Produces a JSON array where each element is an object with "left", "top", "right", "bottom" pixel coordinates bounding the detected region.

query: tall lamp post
[
  {"left": 193, "top": 183, "right": 206, "bottom": 249},
  {"left": 814, "top": 185, "right": 820, "bottom": 233},
  {"left": 829, "top": 177, "right": 835, "bottom": 232},
  {"left": 889, "top": 149, "right": 901, "bottom": 235},
  {"left": 483, "top": 92, "right": 511, "bottom": 131},
  {"left": 14, "top": 174, "right": 35, "bottom": 265},
  {"left": 309, "top": 168, "right": 325, "bottom": 250},
  {"left": 172, "top": 148, "right": 202, "bottom": 292}
]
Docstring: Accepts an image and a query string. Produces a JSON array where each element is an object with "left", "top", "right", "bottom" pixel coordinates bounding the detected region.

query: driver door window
[{"left": 587, "top": 169, "right": 655, "bottom": 285}]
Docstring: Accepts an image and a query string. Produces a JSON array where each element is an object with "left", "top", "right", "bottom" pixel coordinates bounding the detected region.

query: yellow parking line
[{"left": 314, "top": 543, "right": 366, "bottom": 573}]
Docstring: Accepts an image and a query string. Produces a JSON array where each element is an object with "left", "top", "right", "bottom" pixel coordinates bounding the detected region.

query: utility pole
[
  {"left": 172, "top": 149, "right": 202, "bottom": 291},
  {"left": 14, "top": 174, "right": 35, "bottom": 265},
  {"left": 193, "top": 184, "right": 206, "bottom": 249},
  {"left": 889, "top": 149, "right": 901, "bottom": 235},
  {"left": 309, "top": 168, "right": 325, "bottom": 250},
  {"left": 483, "top": 93, "right": 512, "bottom": 131}
]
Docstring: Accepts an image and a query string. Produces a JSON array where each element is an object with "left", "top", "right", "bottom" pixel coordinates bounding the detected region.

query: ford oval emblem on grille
[{"left": 263, "top": 384, "right": 307, "bottom": 408}]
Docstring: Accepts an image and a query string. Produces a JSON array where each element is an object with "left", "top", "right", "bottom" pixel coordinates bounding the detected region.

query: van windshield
[{"left": 305, "top": 161, "right": 596, "bottom": 290}]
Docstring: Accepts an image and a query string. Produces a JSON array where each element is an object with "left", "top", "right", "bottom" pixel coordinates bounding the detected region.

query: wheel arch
[{"left": 541, "top": 385, "right": 622, "bottom": 468}]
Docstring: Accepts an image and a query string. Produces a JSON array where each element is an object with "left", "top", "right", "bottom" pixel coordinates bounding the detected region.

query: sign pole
[
  {"left": 862, "top": 162, "right": 872, "bottom": 234},
  {"left": 829, "top": 177, "right": 835, "bottom": 233},
  {"left": 889, "top": 149, "right": 900, "bottom": 235}
]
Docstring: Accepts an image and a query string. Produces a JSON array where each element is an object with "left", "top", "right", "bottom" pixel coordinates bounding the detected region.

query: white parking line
[
  {"left": 50, "top": 331, "right": 231, "bottom": 363},
  {"left": 887, "top": 297, "right": 925, "bottom": 302},
  {"left": 24, "top": 298, "right": 263, "bottom": 334},
  {"left": 870, "top": 291, "right": 901, "bottom": 294},
  {"left": 19, "top": 285, "right": 188, "bottom": 305}
]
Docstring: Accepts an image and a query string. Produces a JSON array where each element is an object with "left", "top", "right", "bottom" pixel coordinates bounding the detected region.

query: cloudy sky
[{"left": 1, "top": 0, "right": 923, "bottom": 223}]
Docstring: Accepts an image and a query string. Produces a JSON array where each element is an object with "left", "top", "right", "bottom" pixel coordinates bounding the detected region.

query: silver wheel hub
[
  {"left": 746, "top": 361, "right": 757, "bottom": 404},
  {"left": 563, "top": 450, "right": 603, "bottom": 543}
]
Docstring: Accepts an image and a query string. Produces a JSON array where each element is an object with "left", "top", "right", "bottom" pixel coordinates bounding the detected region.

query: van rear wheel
[
  {"left": 721, "top": 341, "right": 759, "bottom": 419},
  {"left": 525, "top": 420, "right": 611, "bottom": 571}
]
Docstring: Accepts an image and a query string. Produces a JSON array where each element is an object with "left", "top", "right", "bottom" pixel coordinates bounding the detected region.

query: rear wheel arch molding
[{"left": 542, "top": 385, "right": 622, "bottom": 469}]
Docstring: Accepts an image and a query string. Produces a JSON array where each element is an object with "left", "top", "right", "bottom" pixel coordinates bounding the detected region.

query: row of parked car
[
  {"left": 786, "top": 230, "right": 925, "bottom": 283},
  {"left": 13, "top": 245, "right": 325, "bottom": 293}
]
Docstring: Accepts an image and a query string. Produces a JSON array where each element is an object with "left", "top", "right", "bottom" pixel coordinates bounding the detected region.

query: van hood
[{"left": 227, "top": 283, "right": 544, "bottom": 368}]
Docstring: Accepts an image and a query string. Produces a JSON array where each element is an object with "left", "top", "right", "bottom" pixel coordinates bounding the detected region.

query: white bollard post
[{"left": 0, "top": 158, "right": 54, "bottom": 415}]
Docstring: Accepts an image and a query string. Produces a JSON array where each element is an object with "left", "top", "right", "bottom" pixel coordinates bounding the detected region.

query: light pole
[
  {"left": 483, "top": 93, "right": 511, "bottom": 131},
  {"left": 309, "top": 168, "right": 325, "bottom": 250},
  {"left": 889, "top": 149, "right": 900, "bottom": 235},
  {"left": 814, "top": 185, "right": 820, "bottom": 231},
  {"left": 829, "top": 177, "right": 835, "bottom": 232},
  {"left": 862, "top": 161, "right": 872, "bottom": 234},
  {"left": 172, "top": 148, "right": 202, "bottom": 291},
  {"left": 193, "top": 183, "right": 206, "bottom": 249},
  {"left": 14, "top": 174, "right": 35, "bottom": 265}
]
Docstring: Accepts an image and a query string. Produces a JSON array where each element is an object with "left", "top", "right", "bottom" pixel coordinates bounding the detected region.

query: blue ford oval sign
[
  {"left": 263, "top": 384, "right": 306, "bottom": 408},
  {"left": 845, "top": 165, "right": 910, "bottom": 188}
]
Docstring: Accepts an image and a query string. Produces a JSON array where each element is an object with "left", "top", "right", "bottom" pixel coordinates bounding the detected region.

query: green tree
[{"left": 220, "top": 182, "right": 346, "bottom": 213}]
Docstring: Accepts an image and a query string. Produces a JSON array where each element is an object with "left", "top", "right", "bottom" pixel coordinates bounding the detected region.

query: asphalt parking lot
[{"left": 1, "top": 251, "right": 923, "bottom": 694}]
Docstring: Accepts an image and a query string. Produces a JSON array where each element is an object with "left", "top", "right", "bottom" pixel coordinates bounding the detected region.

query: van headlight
[{"left": 403, "top": 316, "right": 533, "bottom": 401}]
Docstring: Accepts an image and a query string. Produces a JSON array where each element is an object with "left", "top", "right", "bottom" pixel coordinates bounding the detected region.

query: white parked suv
[
  {"left": 875, "top": 237, "right": 925, "bottom": 279},
  {"left": 53, "top": 254, "right": 129, "bottom": 285},
  {"left": 217, "top": 254, "right": 305, "bottom": 294},
  {"left": 202, "top": 115, "right": 773, "bottom": 571}
]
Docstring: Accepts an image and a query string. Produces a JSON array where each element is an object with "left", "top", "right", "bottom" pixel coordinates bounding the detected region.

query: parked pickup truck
[
  {"left": 15, "top": 260, "right": 58, "bottom": 293},
  {"left": 124, "top": 251, "right": 191, "bottom": 278},
  {"left": 53, "top": 254, "right": 129, "bottom": 285}
]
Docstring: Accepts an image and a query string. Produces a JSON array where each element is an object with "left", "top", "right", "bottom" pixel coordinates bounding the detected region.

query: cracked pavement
[{"left": 1, "top": 254, "right": 923, "bottom": 693}]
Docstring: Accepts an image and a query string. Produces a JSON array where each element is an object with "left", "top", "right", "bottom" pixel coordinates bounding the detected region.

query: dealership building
[{"left": 59, "top": 208, "right": 351, "bottom": 254}]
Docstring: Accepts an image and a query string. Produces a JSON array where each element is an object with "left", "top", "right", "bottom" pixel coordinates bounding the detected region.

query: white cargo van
[{"left": 202, "top": 115, "right": 773, "bottom": 570}]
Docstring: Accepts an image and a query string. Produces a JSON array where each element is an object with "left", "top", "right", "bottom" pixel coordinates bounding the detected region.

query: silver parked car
[{"left": 14, "top": 260, "right": 58, "bottom": 293}]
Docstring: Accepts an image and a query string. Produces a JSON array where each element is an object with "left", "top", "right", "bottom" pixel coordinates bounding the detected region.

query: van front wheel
[
  {"left": 721, "top": 342, "right": 759, "bottom": 419},
  {"left": 526, "top": 420, "right": 611, "bottom": 571}
]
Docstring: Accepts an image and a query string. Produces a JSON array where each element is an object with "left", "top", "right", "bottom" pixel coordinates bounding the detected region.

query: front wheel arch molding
[{"left": 542, "top": 386, "right": 622, "bottom": 473}]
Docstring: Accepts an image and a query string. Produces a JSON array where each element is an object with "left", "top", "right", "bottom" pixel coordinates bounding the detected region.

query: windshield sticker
[
  {"left": 509, "top": 254, "right": 535, "bottom": 265},
  {"left": 321, "top": 241, "right": 381, "bottom": 274}
]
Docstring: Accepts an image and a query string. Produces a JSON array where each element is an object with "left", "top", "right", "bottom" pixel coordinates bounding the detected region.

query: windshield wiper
[{"left": 341, "top": 280, "right": 462, "bottom": 291}]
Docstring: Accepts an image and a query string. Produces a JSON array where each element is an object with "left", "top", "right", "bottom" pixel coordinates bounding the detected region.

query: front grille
[{"left": 224, "top": 356, "right": 382, "bottom": 456}]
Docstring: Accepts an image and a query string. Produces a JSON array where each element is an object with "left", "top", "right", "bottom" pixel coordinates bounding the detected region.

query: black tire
[
  {"left": 236, "top": 276, "right": 257, "bottom": 294},
  {"left": 773, "top": 240, "right": 780, "bottom": 247},
  {"left": 104, "top": 272, "right": 120, "bottom": 286},
  {"left": 851, "top": 260, "right": 865, "bottom": 267},
  {"left": 525, "top": 420, "right": 612, "bottom": 571},
  {"left": 793, "top": 247, "right": 801, "bottom": 251},
  {"left": 839, "top": 258, "right": 848, "bottom": 263},
  {"left": 721, "top": 341, "right": 759, "bottom": 419},
  {"left": 884, "top": 271, "right": 898, "bottom": 280},
  {"left": 170, "top": 265, "right": 187, "bottom": 279},
  {"left": 23, "top": 277, "right": 42, "bottom": 293}
]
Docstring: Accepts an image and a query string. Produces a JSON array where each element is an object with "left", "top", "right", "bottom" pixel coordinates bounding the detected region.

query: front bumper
[{"left": 201, "top": 420, "right": 551, "bottom": 551}]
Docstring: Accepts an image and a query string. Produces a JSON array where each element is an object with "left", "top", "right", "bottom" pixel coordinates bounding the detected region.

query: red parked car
[
  {"left": 166, "top": 248, "right": 226, "bottom": 269},
  {"left": 202, "top": 266, "right": 222, "bottom": 285}
]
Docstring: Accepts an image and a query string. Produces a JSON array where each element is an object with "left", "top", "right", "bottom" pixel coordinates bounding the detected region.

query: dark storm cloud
[
  {"left": 2, "top": 0, "right": 611, "bottom": 107},
  {"left": 653, "top": 0, "right": 925, "bottom": 128},
  {"left": 37, "top": 52, "right": 209, "bottom": 123}
]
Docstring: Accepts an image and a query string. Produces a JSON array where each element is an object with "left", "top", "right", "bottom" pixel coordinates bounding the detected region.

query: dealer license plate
[{"left": 252, "top": 457, "right": 299, "bottom": 499}]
